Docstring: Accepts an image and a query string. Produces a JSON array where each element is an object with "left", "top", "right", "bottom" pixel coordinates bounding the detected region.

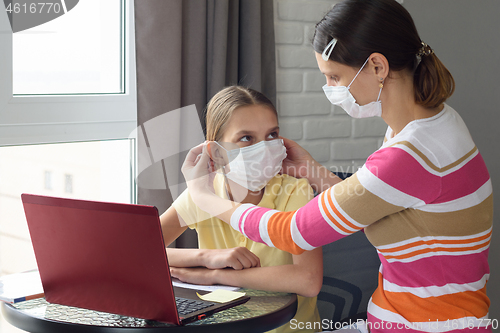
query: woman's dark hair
[{"left": 313, "top": 0, "right": 454, "bottom": 108}]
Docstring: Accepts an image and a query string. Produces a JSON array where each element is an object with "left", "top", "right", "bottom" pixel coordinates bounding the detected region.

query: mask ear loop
[
  {"left": 347, "top": 57, "right": 371, "bottom": 90},
  {"left": 221, "top": 166, "right": 233, "bottom": 201},
  {"left": 212, "top": 142, "right": 234, "bottom": 201}
]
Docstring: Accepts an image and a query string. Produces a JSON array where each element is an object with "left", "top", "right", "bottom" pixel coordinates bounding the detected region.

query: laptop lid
[{"left": 21, "top": 194, "right": 249, "bottom": 325}]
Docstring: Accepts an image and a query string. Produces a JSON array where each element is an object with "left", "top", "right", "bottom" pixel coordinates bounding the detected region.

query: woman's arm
[
  {"left": 182, "top": 142, "right": 405, "bottom": 255},
  {"left": 170, "top": 247, "right": 323, "bottom": 298}
]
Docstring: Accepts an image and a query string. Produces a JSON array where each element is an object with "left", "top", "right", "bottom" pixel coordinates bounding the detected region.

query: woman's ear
[{"left": 369, "top": 52, "right": 389, "bottom": 80}]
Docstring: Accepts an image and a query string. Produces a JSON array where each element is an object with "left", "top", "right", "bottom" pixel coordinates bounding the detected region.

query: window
[
  {"left": 13, "top": 0, "right": 124, "bottom": 95},
  {"left": 0, "top": 139, "right": 136, "bottom": 333},
  {"left": 0, "top": 0, "right": 137, "bottom": 146},
  {"left": 0, "top": 140, "right": 135, "bottom": 272},
  {"left": 0, "top": 2, "right": 136, "bottom": 332},
  {"left": 0, "top": 0, "right": 137, "bottom": 315}
]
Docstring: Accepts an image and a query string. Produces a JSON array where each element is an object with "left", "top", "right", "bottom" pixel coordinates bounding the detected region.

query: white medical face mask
[
  {"left": 322, "top": 57, "right": 383, "bottom": 118},
  {"left": 216, "top": 139, "right": 287, "bottom": 192}
]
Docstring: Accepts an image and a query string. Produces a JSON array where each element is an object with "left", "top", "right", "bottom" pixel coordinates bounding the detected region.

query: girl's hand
[
  {"left": 201, "top": 247, "right": 260, "bottom": 270},
  {"left": 170, "top": 267, "right": 218, "bottom": 286}
]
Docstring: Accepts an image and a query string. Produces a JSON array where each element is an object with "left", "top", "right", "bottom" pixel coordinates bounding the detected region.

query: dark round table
[{"left": 2, "top": 289, "right": 297, "bottom": 333}]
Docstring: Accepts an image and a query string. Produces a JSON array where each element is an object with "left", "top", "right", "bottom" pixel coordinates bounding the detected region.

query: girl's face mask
[
  {"left": 214, "top": 139, "right": 287, "bottom": 192},
  {"left": 322, "top": 57, "right": 383, "bottom": 118}
]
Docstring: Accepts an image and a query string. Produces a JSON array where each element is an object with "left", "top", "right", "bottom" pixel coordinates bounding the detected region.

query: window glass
[
  {"left": 0, "top": 140, "right": 134, "bottom": 279},
  {"left": 12, "top": 0, "right": 123, "bottom": 95}
]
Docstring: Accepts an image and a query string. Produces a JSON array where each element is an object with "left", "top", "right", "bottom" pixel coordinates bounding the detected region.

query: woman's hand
[
  {"left": 181, "top": 142, "right": 213, "bottom": 199},
  {"left": 181, "top": 142, "right": 219, "bottom": 214},
  {"left": 182, "top": 142, "right": 241, "bottom": 223},
  {"left": 200, "top": 247, "right": 260, "bottom": 270},
  {"left": 280, "top": 136, "right": 315, "bottom": 179},
  {"left": 280, "top": 136, "right": 342, "bottom": 193}
]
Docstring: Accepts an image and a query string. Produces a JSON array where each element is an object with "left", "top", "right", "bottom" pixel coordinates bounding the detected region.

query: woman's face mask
[
  {"left": 214, "top": 139, "right": 287, "bottom": 192},
  {"left": 322, "top": 57, "right": 383, "bottom": 118}
]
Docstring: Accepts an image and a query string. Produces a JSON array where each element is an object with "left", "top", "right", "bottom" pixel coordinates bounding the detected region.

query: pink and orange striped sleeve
[{"left": 230, "top": 169, "right": 405, "bottom": 255}]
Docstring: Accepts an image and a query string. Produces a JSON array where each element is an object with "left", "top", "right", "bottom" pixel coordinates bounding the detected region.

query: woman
[
  {"left": 182, "top": 0, "right": 493, "bottom": 332},
  {"left": 161, "top": 85, "right": 323, "bottom": 333}
]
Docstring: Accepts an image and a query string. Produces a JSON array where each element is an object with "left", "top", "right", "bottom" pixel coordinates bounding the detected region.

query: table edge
[{"left": 1, "top": 294, "right": 297, "bottom": 333}]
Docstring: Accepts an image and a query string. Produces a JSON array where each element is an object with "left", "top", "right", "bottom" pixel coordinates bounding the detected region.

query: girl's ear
[{"left": 207, "top": 142, "right": 228, "bottom": 167}]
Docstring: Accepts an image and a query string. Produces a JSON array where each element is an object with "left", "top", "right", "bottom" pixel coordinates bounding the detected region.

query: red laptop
[{"left": 21, "top": 193, "right": 249, "bottom": 325}]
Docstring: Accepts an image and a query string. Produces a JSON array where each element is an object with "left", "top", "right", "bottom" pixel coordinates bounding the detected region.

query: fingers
[
  {"left": 170, "top": 267, "right": 211, "bottom": 285},
  {"left": 242, "top": 249, "right": 261, "bottom": 268},
  {"left": 183, "top": 142, "right": 205, "bottom": 167},
  {"left": 194, "top": 154, "right": 202, "bottom": 165},
  {"left": 170, "top": 267, "right": 185, "bottom": 283},
  {"left": 234, "top": 256, "right": 260, "bottom": 270},
  {"left": 228, "top": 247, "right": 260, "bottom": 270},
  {"left": 170, "top": 267, "right": 179, "bottom": 279},
  {"left": 194, "top": 144, "right": 211, "bottom": 169},
  {"left": 203, "top": 248, "right": 260, "bottom": 270},
  {"left": 229, "top": 259, "right": 243, "bottom": 270},
  {"left": 279, "top": 136, "right": 298, "bottom": 150},
  {"left": 182, "top": 142, "right": 213, "bottom": 182}
]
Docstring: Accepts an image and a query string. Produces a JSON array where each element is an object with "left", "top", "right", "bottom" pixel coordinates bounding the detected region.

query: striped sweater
[{"left": 230, "top": 104, "right": 493, "bottom": 332}]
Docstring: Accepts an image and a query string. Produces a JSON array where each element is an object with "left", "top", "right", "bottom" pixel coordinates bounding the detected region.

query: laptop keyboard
[{"left": 175, "top": 297, "right": 215, "bottom": 316}]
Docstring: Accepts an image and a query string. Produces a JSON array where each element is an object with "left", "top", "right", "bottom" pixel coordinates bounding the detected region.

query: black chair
[{"left": 316, "top": 172, "right": 380, "bottom": 325}]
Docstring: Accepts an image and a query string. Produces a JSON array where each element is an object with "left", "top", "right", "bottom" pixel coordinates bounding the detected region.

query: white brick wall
[{"left": 274, "top": 0, "right": 387, "bottom": 175}]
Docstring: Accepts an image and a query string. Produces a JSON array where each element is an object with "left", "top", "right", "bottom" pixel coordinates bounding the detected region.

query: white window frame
[{"left": 0, "top": 0, "right": 137, "bottom": 146}]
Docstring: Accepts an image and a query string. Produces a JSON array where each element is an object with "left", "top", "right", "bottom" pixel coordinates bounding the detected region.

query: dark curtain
[{"left": 134, "top": 0, "right": 276, "bottom": 248}]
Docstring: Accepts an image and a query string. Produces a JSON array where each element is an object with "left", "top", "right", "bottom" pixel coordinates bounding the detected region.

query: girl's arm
[
  {"left": 170, "top": 247, "right": 323, "bottom": 298},
  {"left": 170, "top": 173, "right": 323, "bottom": 298},
  {"left": 167, "top": 247, "right": 260, "bottom": 270},
  {"left": 159, "top": 205, "right": 201, "bottom": 268},
  {"left": 159, "top": 205, "right": 188, "bottom": 247},
  {"left": 160, "top": 204, "right": 260, "bottom": 269}
]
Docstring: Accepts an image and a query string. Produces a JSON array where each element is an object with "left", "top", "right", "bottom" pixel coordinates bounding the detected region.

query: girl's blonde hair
[{"left": 205, "top": 86, "right": 278, "bottom": 142}]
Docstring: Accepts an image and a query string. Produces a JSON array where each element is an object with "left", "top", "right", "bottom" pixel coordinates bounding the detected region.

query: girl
[{"left": 160, "top": 85, "right": 323, "bottom": 333}]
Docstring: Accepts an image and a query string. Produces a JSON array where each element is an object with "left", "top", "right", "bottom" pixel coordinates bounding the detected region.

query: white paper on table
[
  {"left": 171, "top": 278, "right": 240, "bottom": 292},
  {"left": 0, "top": 270, "right": 44, "bottom": 303}
]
